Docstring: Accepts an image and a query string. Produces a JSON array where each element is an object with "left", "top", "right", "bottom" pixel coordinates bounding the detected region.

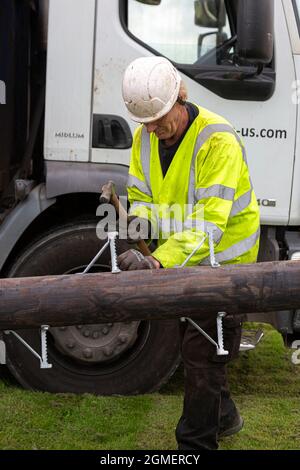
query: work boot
[{"left": 218, "top": 411, "right": 244, "bottom": 438}]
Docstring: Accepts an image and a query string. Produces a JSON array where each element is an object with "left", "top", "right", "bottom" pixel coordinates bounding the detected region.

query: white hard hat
[{"left": 122, "top": 56, "right": 182, "bottom": 123}]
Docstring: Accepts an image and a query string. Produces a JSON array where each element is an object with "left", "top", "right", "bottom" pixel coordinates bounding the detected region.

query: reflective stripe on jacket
[{"left": 127, "top": 105, "right": 260, "bottom": 268}]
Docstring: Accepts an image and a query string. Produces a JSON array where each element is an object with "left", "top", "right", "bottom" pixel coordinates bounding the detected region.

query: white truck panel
[
  {"left": 92, "top": 0, "right": 153, "bottom": 167},
  {"left": 44, "top": 0, "right": 96, "bottom": 162},
  {"left": 200, "top": 0, "right": 296, "bottom": 226},
  {"left": 289, "top": 55, "right": 300, "bottom": 224},
  {"left": 286, "top": 1, "right": 300, "bottom": 225}
]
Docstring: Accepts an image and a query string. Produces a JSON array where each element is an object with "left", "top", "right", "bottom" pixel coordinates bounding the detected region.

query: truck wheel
[{"left": 4, "top": 220, "right": 180, "bottom": 394}]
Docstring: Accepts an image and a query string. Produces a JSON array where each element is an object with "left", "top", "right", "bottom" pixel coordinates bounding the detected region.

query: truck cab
[{"left": 0, "top": 0, "right": 300, "bottom": 395}]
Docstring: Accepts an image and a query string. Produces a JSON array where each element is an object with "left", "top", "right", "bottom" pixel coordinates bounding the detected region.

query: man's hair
[{"left": 177, "top": 80, "right": 188, "bottom": 105}]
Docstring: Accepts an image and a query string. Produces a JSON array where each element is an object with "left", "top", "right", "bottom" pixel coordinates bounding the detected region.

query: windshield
[{"left": 128, "top": 0, "right": 231, "bottom": 64}]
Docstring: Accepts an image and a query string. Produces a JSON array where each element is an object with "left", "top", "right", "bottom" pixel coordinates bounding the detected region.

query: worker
[{"left": 118, "top": 56, "right": 260, "bottom": 450}]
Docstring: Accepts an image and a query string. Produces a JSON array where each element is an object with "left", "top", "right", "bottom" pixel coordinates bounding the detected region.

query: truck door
[
  {"left": 286, "top": 0, "right": 300, "bottom": 225},
  {"left": 92, "top": 0, "right": 296, "bottom": 226}
]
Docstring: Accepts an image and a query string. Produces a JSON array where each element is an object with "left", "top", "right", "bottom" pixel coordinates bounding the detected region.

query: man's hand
[{"left": 118, "top": 249, "right": 161, "bottom": 271}]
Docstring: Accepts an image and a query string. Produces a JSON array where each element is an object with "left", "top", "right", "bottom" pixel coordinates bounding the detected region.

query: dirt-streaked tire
[{"left": 4, "top": 220, "right": 180, "bottom": 394}]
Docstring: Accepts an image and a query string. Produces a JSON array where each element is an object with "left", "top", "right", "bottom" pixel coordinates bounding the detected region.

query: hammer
[{"left": 100, "top": 180, "right": 152, "bottom": 257}]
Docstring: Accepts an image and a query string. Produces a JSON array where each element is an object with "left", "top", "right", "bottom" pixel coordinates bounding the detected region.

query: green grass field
[{"left": 0, "top": 324, "right": 299, "bottom": 450}]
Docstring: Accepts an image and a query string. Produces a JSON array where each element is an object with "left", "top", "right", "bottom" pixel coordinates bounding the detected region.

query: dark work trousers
[{"left": 175, "top": 313, "right": 243, "bottom": 450}]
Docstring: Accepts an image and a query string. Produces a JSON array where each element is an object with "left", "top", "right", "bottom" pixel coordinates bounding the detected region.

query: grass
[{"left": 0, "top": 324, "right": 299, "bottom": 450}]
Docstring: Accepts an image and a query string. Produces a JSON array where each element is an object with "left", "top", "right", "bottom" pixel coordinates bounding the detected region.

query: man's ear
[
  {"left": 178, "top": 80, "right": 188, "bottom": 102},
  {"left": 177, "top": 95, "right": 186, "bottom": 105}
]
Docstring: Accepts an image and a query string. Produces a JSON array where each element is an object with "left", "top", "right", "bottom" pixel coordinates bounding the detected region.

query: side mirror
[
  {"left": 135, "top": 0, "right": 161, "bottom": 5},
  {"left": 194, "top": 0, "right": 226, "bottom": 29},
  {"left": 237, "top": 0, "right": 274, "bottom": 65}
]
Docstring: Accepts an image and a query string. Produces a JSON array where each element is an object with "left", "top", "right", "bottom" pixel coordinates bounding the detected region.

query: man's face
[{"left": 144, "top": 104, "right": 181, "bottom": 140}]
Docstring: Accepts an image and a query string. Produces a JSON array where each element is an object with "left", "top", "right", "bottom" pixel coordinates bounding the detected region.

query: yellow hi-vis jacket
[{"left": 127, "top": 105, "right": 260, "bottom": 268}]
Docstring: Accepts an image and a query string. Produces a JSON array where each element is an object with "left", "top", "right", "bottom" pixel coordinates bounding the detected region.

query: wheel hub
[{"left": 50, "top": 321, "right": 140, "bottom": 363}]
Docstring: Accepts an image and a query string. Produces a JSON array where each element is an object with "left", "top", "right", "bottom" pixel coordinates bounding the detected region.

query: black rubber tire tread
[{"left": 4, "top": 219, "right": 180, "bottom": 395}]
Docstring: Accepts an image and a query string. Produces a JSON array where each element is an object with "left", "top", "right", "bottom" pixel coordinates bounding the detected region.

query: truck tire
[{"left": 4, "top": 220, "right": 180, "bottom": 394}]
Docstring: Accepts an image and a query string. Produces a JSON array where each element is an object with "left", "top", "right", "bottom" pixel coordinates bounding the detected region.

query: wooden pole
[{"left": 0, "top": 260, "right": 299, "bottom": 330}]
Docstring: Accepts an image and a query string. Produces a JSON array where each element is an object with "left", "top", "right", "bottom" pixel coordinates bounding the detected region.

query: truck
[{"left": 0, "top": 0, "right": 299, "bottom": 395}]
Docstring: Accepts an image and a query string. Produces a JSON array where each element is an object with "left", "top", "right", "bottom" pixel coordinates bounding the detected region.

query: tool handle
[
  {"left": 112, "top": 195, "right": 152, "bottom": 257},
  {"left": 100, "top": 181, "right": 152, "bottom": 257},
  {"left": 137, "top": 240, "right": 152, "bottom": 257},
  {"left": 111, "top": 193, "right": 128, "bottom": 222}
]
